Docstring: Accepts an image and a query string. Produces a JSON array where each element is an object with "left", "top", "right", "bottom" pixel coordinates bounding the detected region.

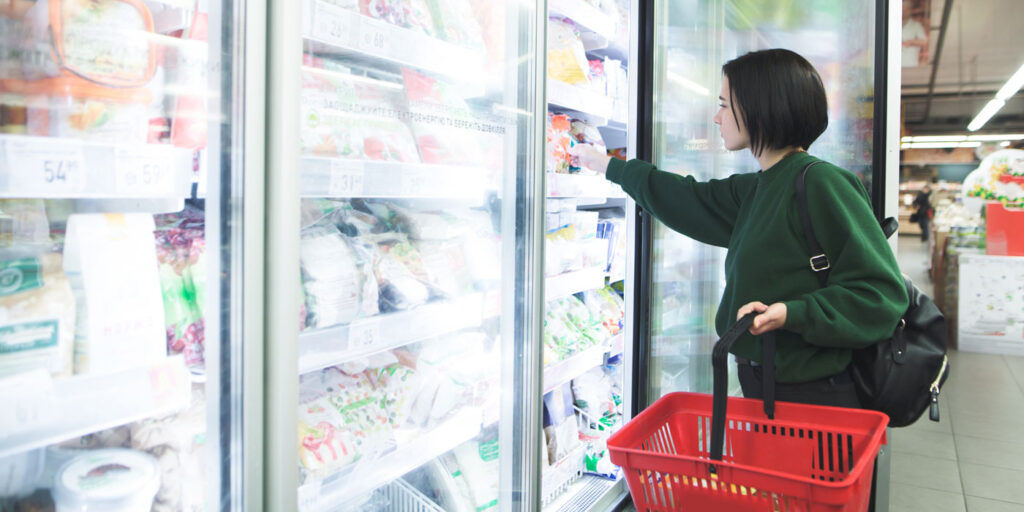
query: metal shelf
[
  {"left": 543, "top": 343, "right": 610, "bottom": 394},
  {"left": 298, "top": 407, "right": 483, "bottom": 511},
  {"left": 0, "top": 356, "right": 191, "bottom": 459},
  {"left": 547, "top": 172, "right": 625, "bottom": 200},
  {"left": 0, "top": 135, "right": 194, "bottom": 199},
  {"left": 301, "top": 0, "right": 486, "bottom": 87}
]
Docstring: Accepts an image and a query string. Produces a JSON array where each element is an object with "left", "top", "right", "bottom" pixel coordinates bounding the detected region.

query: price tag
[
  {"left": 6, "top": 137, "right": 87, "bottom": 195},
  {"left": 401, "top": 167, "right": 429, "bottom": 196},
  {"left": 328, "top": 160, "right": 364, "bottom": 196},
  {"left": 348, "top": 318, "right": 381, "bottom": 349},
  {"left": 312, "top": 1, "right": 351, "bottom": 45},
  {"left": 0, "top": 369, "right": 57, "bottom": 434},
  {"left": 357, "top": 18, "right": 391, "bottom": 54},
  {"left": 116, "top": 147, "right": 175, "bottom": 195}
]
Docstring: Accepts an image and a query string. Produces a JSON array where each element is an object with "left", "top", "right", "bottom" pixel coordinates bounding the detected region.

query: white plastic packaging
[{"left": 52, "top": 448, "right": 161, "bottom": 512}]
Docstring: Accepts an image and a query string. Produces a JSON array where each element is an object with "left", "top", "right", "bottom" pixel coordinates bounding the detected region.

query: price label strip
[
  {"left": 328, "top": 160, "right": 365, "bottom": 196},
  {"left": 115, "top": 146, "right": 176, "bottom": 196},
  {"left": 312, "top": 1, "right": 354, "bottom": 46},
  {"left": 357, "top": 17, "right": 392, "bottom": 54},
  {"left": 5, "top": 137, "right": 88, "bottom": 196},
  {"left": 348, "top": 318, "right": 381, "bottom": 349}
]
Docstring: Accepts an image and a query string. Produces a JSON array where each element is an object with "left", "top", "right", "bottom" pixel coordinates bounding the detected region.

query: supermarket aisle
[{"left": 891, "top": 237, "right": 1024, "bottom": 512}]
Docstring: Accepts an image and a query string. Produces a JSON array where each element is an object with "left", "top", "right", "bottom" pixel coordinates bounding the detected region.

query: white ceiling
[{"left": 900, "top": 0, "right": 1024, "bottom": 134}]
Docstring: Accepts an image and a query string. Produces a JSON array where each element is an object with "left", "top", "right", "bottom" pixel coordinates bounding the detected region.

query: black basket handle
[{"left": 710, "top": 312, "right": 777, "bottom": 474}]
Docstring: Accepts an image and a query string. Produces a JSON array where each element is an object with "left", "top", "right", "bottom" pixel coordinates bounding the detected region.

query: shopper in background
[
  {"left": 913, "top": 182, "right": 933, "bottom": 242},
  {"left": 570, "top": 48, "right": 909, "bottom": 409}
]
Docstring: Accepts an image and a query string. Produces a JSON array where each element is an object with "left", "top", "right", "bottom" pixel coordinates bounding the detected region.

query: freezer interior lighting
[
  {"left": 1001, "top": 141, "right": 1012, "bottom": 147},
  {"left": 996, "top": 61, "right": 1024, "bottom": 100},
  {"left": 667, "top": 72, "right": 710, "bottom": 96},
  {"left": 968, "top": 99, "right": 1006, "bottom": 132},
  {"left": 902, "top": 134, "right": 1024, "bottom": 143},
  {"left": 966, "top": 133, "right": 1024, "bottom": 141},
  {"left": 902, "top": 135, "right": 968, "bottom": 142}
]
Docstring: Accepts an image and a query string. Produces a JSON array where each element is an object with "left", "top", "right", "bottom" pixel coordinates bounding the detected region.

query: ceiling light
[
  {"left": 901, "top": 141, "right": 981, "bottom": 149},
  {"left": 996, "top": 61, "right": 1024, "bottom": 100},
  {"left": 1001, "top": 141, "right": 1012, "bottom": 147},
  {"left": 907, "top": 135, "right": 968, "bottom": 142},
  {"left": 968, "top": 99, "right": 1006, "bottom": 131},
  {"left": 966, "top": 133, "right": 1024, "bottom": 141}
]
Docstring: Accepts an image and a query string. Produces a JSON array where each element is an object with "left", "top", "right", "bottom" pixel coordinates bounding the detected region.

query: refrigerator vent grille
[{"left": 553, "top": 476, "right": 617, "bottom": 512}]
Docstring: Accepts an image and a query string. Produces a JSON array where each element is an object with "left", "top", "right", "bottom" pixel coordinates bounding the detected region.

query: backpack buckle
[{"left": 809, "top": 254, "right": 830, "bottom": 272}]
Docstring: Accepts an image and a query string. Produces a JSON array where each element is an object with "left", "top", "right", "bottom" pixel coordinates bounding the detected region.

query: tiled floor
[{"left": 889, "top": 236, "right": 1024, "bottom": 512}]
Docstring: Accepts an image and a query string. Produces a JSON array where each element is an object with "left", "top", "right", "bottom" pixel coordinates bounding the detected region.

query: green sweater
[{"left": 606, "top": 152, "right": 909, "bottom": 383}]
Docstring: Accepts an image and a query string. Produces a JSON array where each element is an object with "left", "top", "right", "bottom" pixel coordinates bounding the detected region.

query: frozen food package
[
  {"left": 542, "top": 382, "right": 580, "bottom": 465},
  {"left": 0, "top": 253, "right": 75, "bottom": 378},
  {"left": 361, "top": 233, "right": 434, "bottom": 312},
  {"left": 423, "top": 456, "right": 475, "bottom": 512},
  {"left": 400, "top": 68, "right": 486, "bottom": 166},
  {"left": 360, "top": 0, "right": 437, "bottom": 37},
  {"left": 415, "top": 239, "right": 473, "bottom": 298},
  {"left": 468, "top": 0, "right": 505, "bottom": 73},
  {"left": 154, "top": 228, "right": 204, "bottom": 370},
  {"left": 390, "top": 205, "right": 494, "bottom": 240},
  {"left": 130, "top": 388, "right": 206, "bottom": 512},
  {"left": 547, "top": 17, "right": 589, "bottom": 85},
  {"left": 63, "top": 213, "right": 166, "bottom": 375},
  {"left": 588, "top": 58, "right": 606, "bottom": 94},
  {"left": 298, "top": 367, "right": 394, "bottom": 480},
  {"left": 452, "top": 431, "right": 499, "bottom": 512},
  {"left": 360, "top": 117, "right": 422, "bottom": 162},
  {"left": 425, "top": 0, "right": 483, "bottom": 47},
  {"left": 546, "top": 113, "right": 574, "bottom": 174},
  {"left": 371, "top": 353, "right": 422, "bottom": 429},
  {"left": 27, "top": 98, "right": 150, "bottom": 144},
  {"left": 300, "top": 225, "right": 378, "bottom": 329}
]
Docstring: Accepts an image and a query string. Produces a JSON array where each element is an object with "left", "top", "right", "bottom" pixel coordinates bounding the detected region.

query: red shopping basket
[{"left": 608, "top": 314, "right": 889, "bottom": 511}]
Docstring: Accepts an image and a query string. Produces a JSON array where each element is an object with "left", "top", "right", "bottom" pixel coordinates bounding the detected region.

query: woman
[{"left": 571, "top": 49, "right": 908, "bottom": 408}]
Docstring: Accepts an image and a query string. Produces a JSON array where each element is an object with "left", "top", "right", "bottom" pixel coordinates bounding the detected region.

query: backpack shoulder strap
[{"left": 794, "top": 162, "right": 830, "bottom": 288}]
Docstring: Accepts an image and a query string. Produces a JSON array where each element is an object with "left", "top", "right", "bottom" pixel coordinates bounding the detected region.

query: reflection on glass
[{"left": 648, "top": 0, "right": 876, "bottom": 401}]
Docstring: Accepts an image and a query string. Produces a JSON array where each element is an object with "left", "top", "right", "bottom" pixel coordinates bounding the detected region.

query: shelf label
[
  {"left": 312, "top": 1, "right": 352, "bottom": 45},
  {"left": 348, "top": 318, "right": 381, "bottom": 349},
  {"left": 328, "top": 160, "right": 365, "bottom": 196},
  {"left": 149, "top": 357, "right": 187, "bottom": 410},
  {"left": 400, "top": 167, "right": 429, "bottom": 196},
  {"left": 357, "top": 18, "right": 392, "bottom": 54},
  {"left": 115, "top": 147, "right": 175, "bottom": 195},
  {"left": 0, "top": 369, "right": 57, "bottom": 434},
  {"left": 6, "top": 138, "right": 87, "bottom": 195}
]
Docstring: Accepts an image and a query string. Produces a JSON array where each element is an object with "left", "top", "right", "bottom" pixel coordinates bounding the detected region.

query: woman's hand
[
  {"left": 568, "top": 143, "right": 612, "bottom": 174},
  {"left": 736, "top": 301, "right": 787, "bottom": 335}
]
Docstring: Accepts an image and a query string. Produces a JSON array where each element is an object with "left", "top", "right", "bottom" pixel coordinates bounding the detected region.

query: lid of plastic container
[{"left": 53, "top": 449, "right": 160, "bottom": 506}]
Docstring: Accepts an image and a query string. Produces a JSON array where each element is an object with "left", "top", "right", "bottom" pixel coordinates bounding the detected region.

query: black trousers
[{"left": 737, "top": 361, "right": 878, "bottom": 512}]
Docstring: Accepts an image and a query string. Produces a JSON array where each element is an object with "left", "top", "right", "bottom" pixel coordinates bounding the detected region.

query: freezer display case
[
  {"left": 541, "top": 0, "right": 633, "bottom": 510},
  {"left": 644, "top": 0, "right": 881, "bottom": 400},
  {"left": 279, "top": 1, "right": 545, "bottom": 511},
  {"left": 0, "top": 0, "right": 249, "bottom": 510}
]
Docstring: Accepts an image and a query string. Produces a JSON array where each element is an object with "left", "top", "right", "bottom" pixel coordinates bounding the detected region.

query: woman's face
[{"left": 713, "top": 76, "right": 750, "bottom": 152}]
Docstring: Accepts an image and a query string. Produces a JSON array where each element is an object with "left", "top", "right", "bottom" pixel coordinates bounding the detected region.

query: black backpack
[{"left": 794, "top": 162, "right": 950, "bottom": 427}]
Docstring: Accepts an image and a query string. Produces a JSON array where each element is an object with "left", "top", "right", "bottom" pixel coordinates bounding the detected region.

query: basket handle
[{"left": 710, "top": 312, "right": 777, "bottom": 474}]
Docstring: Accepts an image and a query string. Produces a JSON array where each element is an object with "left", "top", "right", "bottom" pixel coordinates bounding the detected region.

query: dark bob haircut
[{"left": 722, "top": 49, "right": 828, "bottom": 155}]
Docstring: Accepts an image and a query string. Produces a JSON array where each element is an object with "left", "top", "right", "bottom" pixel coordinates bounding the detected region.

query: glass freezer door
[
  {"left": 645, "top": 0, "right": 879, "bottom": 400},
  {"left": 269, "top": 1, "right": 545, "bottom": 510},
  {"left": 0, "top": 0, "right": 252, "bottom": 510}
]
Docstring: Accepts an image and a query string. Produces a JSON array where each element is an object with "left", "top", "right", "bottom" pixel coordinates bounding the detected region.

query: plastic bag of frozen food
[
  {"left": 414, "top": 239, "right": 473, "bottom": 298},
  {"left": 359, "top": 233, "right": 434, "bottom": 312},
  {"left": 542, "top": 383, "right": 580, "bottom": 465},
  {"left": 360, "top": 117, "right": 421, "bottom": 163},
  {"left": 300, "top": 225, "right": 379, "bottom": 329},
  {"left": 154, "top": 228, "right": 204, "bottom": 369},
  {"left": 425, "top": 0, "right": 484, "bottom": 47},
  {"left": 546, "top": 113, "right": 574, "bottom": 174},
  {"left": 360, "top": 0, "right": 437, "bottom": 37},
  {"left": 542, "top": 303, "right": 576, "bottom": 366},
  {"left": 370, "top": 350, "right": 423, "bottom": 429},
  {"left": 131, "top": 388, "right": 206, "bottom": 512},
  {"left": 389, "top": 205, "right": 494, "bottom": 241},
  {"left": 547, "top": 18, "right": 589, "bottom": 85},
  {"left": 452, "top": 430, "right": 499, "bottom": 512},
  {"left": 401, "top": 68, "right": 485, "bottom": 166}
]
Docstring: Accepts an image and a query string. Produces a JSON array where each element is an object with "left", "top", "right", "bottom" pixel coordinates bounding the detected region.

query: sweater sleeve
[
  {"left": 606, "top": 158, "right": 754, "bottom": 247},
  {"left": 783, "top": 166, "right": 910, "bottom": 348}
]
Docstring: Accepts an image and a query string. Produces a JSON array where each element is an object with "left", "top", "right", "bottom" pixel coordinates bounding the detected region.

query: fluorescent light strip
[
  {"left": 901, "top": 141, "right": 981, "bottom": 149},
  {"left": 902, "top": 133, "right": 1024, "bottom": 142},
  {"left": 967, "top": 133, "right": 1024, "bottom": 141},
  {"left": 996, "top": 62, "right": 1024, "bottom": 100},
  {"left": 968, "top": 99, "right": 1006, "bottom": 131}
]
